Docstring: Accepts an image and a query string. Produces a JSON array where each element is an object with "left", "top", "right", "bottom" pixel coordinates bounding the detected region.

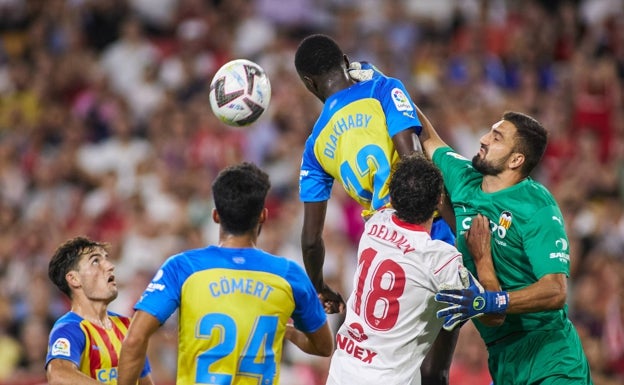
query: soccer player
[
  {"left": 416, "top": 109, "right": 594, "bottom": 384},
  {"left": 46, "top": 236, "right": 153, "bottom": 385},
  {"left": 325, "top": 154, "right": 472, "bottom": 385},
  {"left": 117, "top": 162, "right": 333, "bottom": 385},
  {"left": 294, "top": 34, "right": 456, "bottom": 384}
]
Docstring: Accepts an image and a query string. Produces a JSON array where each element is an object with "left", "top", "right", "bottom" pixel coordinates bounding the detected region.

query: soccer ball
[{"left": 209, "top": 59, "right": 271, "bottom": 127}]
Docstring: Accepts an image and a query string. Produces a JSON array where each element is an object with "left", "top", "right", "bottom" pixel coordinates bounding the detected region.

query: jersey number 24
[{"left": 196, "top": 313, "right": 278, "bottom": 384}]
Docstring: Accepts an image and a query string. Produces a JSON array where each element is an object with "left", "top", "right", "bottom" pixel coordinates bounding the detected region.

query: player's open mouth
[{"left": 108, "top": 275, "right": 115, "bottom": 284}]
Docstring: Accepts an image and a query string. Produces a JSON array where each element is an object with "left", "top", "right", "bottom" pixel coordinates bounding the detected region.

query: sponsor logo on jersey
[
  {"left": 336, "top": 334, "right": 378, "bottom": 364},
  {"left": 146, "top": 269, "right": 166, "bottom": 292},
  {"left": 461, "top": 215, "right": 509, "bottom": 241},
  {"left": 550, "top": 238, "right": 570, "bottom": 263},
  {"left": 51, "top": 337, "right": 71, "bottom": 356},
  {"left": 346, "top": 322, "right": 368, "bottom": 342},
  {"left": 96, "top": 367, "right": 118, "bottom": 383},
  {"left": 390, "top": 88, "right": 413, "bottom": 111}
]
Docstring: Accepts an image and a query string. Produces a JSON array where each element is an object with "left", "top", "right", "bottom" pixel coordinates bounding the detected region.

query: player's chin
[{"left": 107, "top": 289, "right": 119, "bottom": 302}]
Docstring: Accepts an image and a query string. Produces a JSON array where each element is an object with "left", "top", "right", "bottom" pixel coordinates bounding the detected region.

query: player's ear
[
  {"left": 66, "top": 271, "right": 80, "bottom": 289},
  {"left": 343, "top": 54, "right": 350, "bottom": 68},
  {"left": 302, "top": 75, "right": 315, "bottom": 91},
  {"left": 508, "top": 152, "right": 525, "bottom": 170},
  {"left": 259, "top": 208, "right": 268, "bottom": 224},
  {"left": 212, "top": 209, "right": 220, "bottom": 224}
]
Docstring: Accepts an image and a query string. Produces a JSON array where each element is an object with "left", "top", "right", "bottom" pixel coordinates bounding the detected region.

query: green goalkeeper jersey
[{"left": 432, "top": 147, "right": 571, "bottom": 345}]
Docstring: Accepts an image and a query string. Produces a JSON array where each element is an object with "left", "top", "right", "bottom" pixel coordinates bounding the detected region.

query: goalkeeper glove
[
  {"left": 348, "top": 61, "right": 384, "bottom": 82},
  {"left": 435, "top": 267, "right": 508, "bottom": 331}
]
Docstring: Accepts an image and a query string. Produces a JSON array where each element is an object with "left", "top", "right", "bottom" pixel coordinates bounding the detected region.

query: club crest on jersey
[
  {"left": 390, "top": 88, "right": 413, "bottom": 111},
  {"left": 498, "top": 211, "right": 512, "bottom": 230},
  {"left": 52, "top": 337, "right": 71, "bottom": 356}
]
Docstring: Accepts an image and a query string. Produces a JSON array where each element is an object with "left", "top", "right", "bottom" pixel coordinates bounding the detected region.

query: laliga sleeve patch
[
  {"left": 51, "top": 337, "right": 71, "bottom": 357},
  {"left": 391, "top": 88, "right": 413, "bottom": 111}
]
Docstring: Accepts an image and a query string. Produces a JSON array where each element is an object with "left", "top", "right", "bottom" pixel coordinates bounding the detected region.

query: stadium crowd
[{"left": 0, "top": 0, "right": 622, "bottom": 384}]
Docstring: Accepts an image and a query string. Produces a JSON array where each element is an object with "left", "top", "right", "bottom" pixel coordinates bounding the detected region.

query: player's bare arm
[
  {"left": 118, "top": 311, "right": 161, "bottom": 385},
  {"left": 465, "top": 214, "right": 505, "bottom": 326},
  {"left": 391, "top": 129, "right": 422, "bottom": 158},
  {"left": 415, "top": 106, "right": 447, "bottom": 159},
  {"left": 302, "top": 201, "right": 345, "bottom": 313},
  {"left": 285, "top": 322, "right": 334, "bottom": 357},
  {"left": 420, "top": 330, "right": 459, "bottom": 385},
  {"left": 393, "top": 125, "right": 457, "bottom": 235},
  {"left": 138, "top": 374, "right": 155, "bottom": 385},
  {"left": 47, "top": 359, "right": 105, "bottom": 385},
  {"left": 506, "top": 274, "right": 567, "bottom": 313}
]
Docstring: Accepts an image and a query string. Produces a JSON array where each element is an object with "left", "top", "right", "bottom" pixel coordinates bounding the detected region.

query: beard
[{"left": 472, "top": 153, "right": 506, "bottom": 176}]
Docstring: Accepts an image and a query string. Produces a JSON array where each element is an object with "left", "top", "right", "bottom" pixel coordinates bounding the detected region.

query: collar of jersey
[{"left": 391, "top": 214, "right": 429, "bottom": 233}]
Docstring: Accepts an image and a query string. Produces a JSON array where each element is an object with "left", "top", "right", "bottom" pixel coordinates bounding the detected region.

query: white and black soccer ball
[{"left": 209, "top": 59, "right": 271, "bottom": 127}]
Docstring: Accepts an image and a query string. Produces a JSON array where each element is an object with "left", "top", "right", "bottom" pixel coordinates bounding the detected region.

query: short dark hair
[
  {"left": 49, "top": 237, "right": 109, "bottom": 298},
  {"left": 389, "top": 154, "right": 443, "bottom": 224},
  {"left": 294, "top": 34, "right": 344, "bottom": 76},
  {"left": 504, "top": 111, "right": 548, "bottom": 176},
  {"left": 212, "top": 162, "right": 271, "bottom": 235}
]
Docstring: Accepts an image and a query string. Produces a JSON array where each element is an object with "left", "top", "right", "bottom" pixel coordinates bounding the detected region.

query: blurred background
[{"left": 0, "top": 0, "right": 622, "bottom": 384}]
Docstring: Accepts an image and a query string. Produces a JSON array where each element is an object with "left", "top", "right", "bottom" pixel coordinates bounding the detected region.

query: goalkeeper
[{"left": 415, "top": 105, "right": 594, "bottom": 384}]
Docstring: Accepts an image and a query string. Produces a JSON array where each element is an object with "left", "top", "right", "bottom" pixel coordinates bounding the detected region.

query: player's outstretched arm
[
  {"left": 118, "top": 311, "right": 160, "bottom": 385},
  {"left": 285, "top": 322, "right": 334, "bottom": 357},
  {"left": 415, "top": 106, "right": 448, "bottom": 159},
  {"left": 301, "top": 201, "right": 327, "bottom": 291},
  {"left": 302, "top": 201, "right": 345, "bottom": 314}
]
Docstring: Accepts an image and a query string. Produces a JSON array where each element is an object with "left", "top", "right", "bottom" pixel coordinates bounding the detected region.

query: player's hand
[
  {"left": 347, "top": 61, "right": 386, "bottom": 82},
  {"left": 348, "top": 61, "right": 374, "bottom": 82},
  {"left": 435, "top": 267, "right": 508, "bottom": 331},
  {"left": 318, "top": 283, "right": 345, "bottom": 314},
  {"left": 465, "top": 214, "right": 492, "bottom": 264}
]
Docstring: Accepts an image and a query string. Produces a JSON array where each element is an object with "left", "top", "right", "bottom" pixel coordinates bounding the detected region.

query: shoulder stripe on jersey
[{"left": 434, "top": 254, "right": 462, "bottom": 275}]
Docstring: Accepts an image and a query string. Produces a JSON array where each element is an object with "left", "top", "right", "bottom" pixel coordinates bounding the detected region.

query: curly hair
[{"left": 389, "top": 154, "right": 444, "bottom": 224}]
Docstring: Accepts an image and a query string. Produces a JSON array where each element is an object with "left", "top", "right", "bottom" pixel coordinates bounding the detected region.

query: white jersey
[{"left": 327, "top": 209, "right": 465, "bottom": 385}]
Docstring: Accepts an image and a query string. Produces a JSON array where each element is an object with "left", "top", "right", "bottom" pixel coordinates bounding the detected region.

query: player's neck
[
  {"left": 71, "top": 300, "right": 111, "bottom": 329},
  {"left": 481, "top": 171, "right": 525, "bottom": 193},
  {"left": 321, "top": 73, "right": 355, "bottom": 101},
  {"left": 218, "top": 230, "right": 259, "bottom": 249}
]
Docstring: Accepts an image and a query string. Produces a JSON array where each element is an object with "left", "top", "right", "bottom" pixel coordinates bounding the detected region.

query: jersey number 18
[{"left": 353, "top": 248, "right": 405, "bottom": 331}]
